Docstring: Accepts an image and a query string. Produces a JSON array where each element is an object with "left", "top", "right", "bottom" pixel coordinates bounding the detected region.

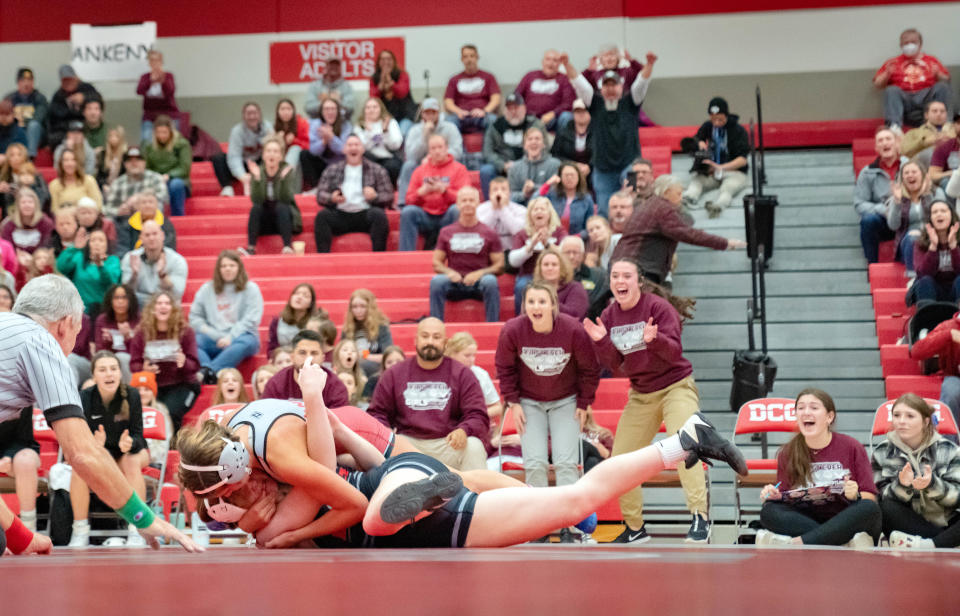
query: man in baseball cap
[
  {"left": 48, "top": 63, "right": 101, "bottom": 148},
  {"left": 3, "top": 68, "right": 48, "bottom": 157},
  {"left": 680, "top": 96, "right": 750, "bottom": 217}
]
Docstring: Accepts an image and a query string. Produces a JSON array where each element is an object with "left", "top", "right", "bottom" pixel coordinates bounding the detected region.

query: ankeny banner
[{"left": 270, "top": 37, "right": 405, "bottom": 83}]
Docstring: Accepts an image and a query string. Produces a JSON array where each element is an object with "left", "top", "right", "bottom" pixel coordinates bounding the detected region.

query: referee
[{"left": 0, "top": 275, "right": 200, "bottom": 555}]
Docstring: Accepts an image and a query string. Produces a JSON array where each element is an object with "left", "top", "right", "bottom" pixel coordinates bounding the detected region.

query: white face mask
[{"left": 902, "top": 43, "right": 920, "bottom": 57}]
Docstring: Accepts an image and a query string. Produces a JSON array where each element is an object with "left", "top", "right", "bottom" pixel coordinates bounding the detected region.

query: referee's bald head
[{"left": 14, "top": 274, "right": 84, "bottom": 355}]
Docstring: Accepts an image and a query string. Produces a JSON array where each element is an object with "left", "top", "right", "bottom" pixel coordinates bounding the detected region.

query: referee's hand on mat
[{"left": 138, "top": 517, "right": 205, "bottom": 552}]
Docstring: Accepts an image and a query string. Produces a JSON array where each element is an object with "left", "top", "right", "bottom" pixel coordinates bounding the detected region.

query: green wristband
[{"left": 117, "top": 493, "right": 157, "bottom": 529}]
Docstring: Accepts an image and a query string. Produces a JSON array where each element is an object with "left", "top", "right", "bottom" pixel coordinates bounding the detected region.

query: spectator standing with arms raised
[{"left": 136, "top": 50, "right": 180, "bottom": 144}]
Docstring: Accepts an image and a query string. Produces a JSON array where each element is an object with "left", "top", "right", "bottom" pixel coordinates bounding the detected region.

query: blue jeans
[
  {"left": 513, "top": 274, "right": 533, "bottom": 318},
  {"left": 25, "top": 120, "right": 43, "bottom": 158},
  {"left": 397, "top": 160, "right": 418, "bottom": 207},
  {"left": 544, "top": 111, "right": 574, "bottom": 132},
  {"left": 941, "top": 376, "right": 960, "bottom": 427},
  {"left": 859, "top": 212, "right": 896, "bottom": 263},
  {"left": 398, "top": 205, "right": 460, "bottom": 251},
  {"left": 196, "top": 331, "right": 260, "bottom": 372},
  {"left": 910, "top": 276, "right": 960, "bottom": 306},
  {"left": 398, "top": 118, "right": 413, "bottom": 137},
  {"left": 478, "top": 163, "right": 497, "bottom": 199},
  {"left": 899, "top": 232, "right": 918, "bottom": 274},
  {"left": 455, "top": 113, "right": 497, "bottom": 134},
  {"left": 168, "top": 178, "right": 190, "bottom": 216},
  {"left": 142, "top": 118, "right": 183, "bottom": 145},
  {"left": 429, "top": 274, "right": 500, "bottom": 322},
  {"left": 592, "top": 166, "right": 629, "bottom": 218}
]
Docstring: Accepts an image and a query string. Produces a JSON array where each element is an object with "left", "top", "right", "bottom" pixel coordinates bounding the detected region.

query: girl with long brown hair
[
  {"left": 758, "top": 388, "right": 881, "bottom": 547},
  {"left": 342, "top": 288, "right": 393, "bottom": 375},
  {"left": 48, "top": 149, "right": 103, "bottom": 213}
]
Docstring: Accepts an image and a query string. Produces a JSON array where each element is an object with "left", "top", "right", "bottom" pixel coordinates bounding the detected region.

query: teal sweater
[{"left": 56, "top": 246, "right": 122, "bottom": 313}]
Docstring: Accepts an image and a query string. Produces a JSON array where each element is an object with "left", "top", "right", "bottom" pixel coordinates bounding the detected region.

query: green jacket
[
  {"left": 249, "top": 161, "right": 296, "bottom": 205},
  {"left": 142, "top": 135, "right": 193, "bottom": 190},
  {"left": 84, "top": 122, "right": 107, "bottom": 150},
  {"left": 56, "top": 245, "right": 122, "bottom": 314}
]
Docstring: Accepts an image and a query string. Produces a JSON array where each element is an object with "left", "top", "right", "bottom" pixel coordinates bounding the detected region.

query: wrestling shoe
[
  {"left": 610, "top": 524, "right": 650, "bottom": 544},
  {"left": 888, "top": 530, "right": 935, "bottom": 550},
  {"left": 685, "top": 512, "right": 711, "bottom": 543},
  {"left": 380, "top": 472, "right": 464, "bottom": 524},
  {"left": 68, "top": 521, "right": 90, "bottom": 548},
  {"left": 844, "top": 531, "right": 876, "bottom": 551},
  {"left": 678, "top": 413, "right": 748, "bottom": 475}
]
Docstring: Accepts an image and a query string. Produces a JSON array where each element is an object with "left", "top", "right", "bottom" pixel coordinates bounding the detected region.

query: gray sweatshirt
[
  {"left": 120, "top": 247, "right": 188, "bottom": 306},
  {"left": 853, "top": 156, "right": 909, "bottom": 218},
  {"left": 227, "top": 120, "right": 274, "bottom": 180},
  {"left": 404, "top": 120, "right": 463, "bottom": 163},
  {"left": 188, "top": 280, "right": 264, "bottom": 341},
  {"left": 304, "top": 78, "right": 356, "bottom": 119},
  {"left": 507, "top": 154, "right": 561, "bottom": 204}
]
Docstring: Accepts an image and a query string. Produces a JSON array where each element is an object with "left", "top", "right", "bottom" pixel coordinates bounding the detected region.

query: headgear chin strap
[
  {"left": 181, "top": 437, "right": 251, "bottom": 495},
  {"left": 205, "top": 497, "right": 248, "bottom": 523}
]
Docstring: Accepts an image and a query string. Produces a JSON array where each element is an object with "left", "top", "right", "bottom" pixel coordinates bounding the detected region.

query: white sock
[
  {"left": 655, "top": 434, "right": 686, "bottom": 467},
  {"left": 20, "top": 509, "right": 36, "bottom": 520},
  {"left": 73, "top": 519, "right": 90, "bottom": 530}
]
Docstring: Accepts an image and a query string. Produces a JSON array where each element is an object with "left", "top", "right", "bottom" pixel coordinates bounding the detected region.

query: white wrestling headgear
[
  {"left": 181, "top": 437, "right": 251, "bottom": 495},
  {"left": 205, "top": 497, "right": 248, "bottom": 523}
]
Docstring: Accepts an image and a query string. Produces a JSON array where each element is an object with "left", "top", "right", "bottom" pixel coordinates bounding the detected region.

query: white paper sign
[{"left": 70, "top": 22, "right": 157, "bottom": 81}]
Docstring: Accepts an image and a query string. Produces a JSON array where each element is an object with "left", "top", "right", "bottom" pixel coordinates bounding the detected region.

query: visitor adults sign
[{"left": 270, "top": 37, "right": 405, "bottom": 83}]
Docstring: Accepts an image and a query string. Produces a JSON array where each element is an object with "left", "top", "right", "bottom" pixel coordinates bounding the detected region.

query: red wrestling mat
[{"left": 2, "top": 545, "right": 956, "bottom": 614}]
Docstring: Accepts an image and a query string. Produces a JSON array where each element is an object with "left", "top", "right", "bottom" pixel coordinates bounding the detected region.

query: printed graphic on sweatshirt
[
  {"left": 519, "top": 346, "right": 571, "bottom": 376},
  {"left": 808, "top": 461, "right": 850, "bottom": 487},
  {"left": 450, "top": 232, "right": 486, "bottom": 254},
  {"left": 456, "top": 78, "right": 486, "bottom": 95},
  {"left": 530, "top": 78, "right": 560, "bottom": 95},
  {"left": 403, "top": 381, "right": 453, "bottom": 411},
  {"left": 503, "top": 127, "right": 524, "bottom": 148},
  {"left": 610, "top": 321, "right": 647, "bottom": 354}
]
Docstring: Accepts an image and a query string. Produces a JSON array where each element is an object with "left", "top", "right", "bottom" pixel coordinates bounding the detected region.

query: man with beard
[
  {"left": 261, "top": 329, "right": 349, "bottom": 406},
  {"left": 368, "top": 317, "right": 490, "bottom": 471},
  {"left": 480, "top": 94, "right": 545, "bottom": 198}
]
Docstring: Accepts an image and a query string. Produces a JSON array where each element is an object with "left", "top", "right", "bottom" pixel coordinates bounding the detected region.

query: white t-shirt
[{"left": 339, "top": 164, "right": 368, "bottom": 213}]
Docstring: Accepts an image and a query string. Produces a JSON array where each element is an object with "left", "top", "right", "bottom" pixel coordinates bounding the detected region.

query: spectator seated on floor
[
  {"left": 354, "top": 98, "right": 404, "bottom": 186},
  {"left": 3, "top": 67, "right": 48, "bottom": 158},
  {"left": 613, "top": 176, "right": 744, "bottom": 285},
  {"left": 680, "top": 96, "right": 749, "bottom": 218},
  {"left": 120, "top": 219, "right": 187, "bottom": 305},
  {"left": 397, "top": 98, "right": 463, "bottom": 206},
  {"left": 300, "top": 97, "right": 352, "bottom": 192},
  {"left": 370, "top": 49, "right": 417, "bottom": 135},
  {"left": 116, "top": 191, "right": 176, "bottom": 255},
  {"left": 53, "top": 119, "right": 95, "bottom": 176},
  {"left": 0, "top": 408, "right": 41, "bottom": 532},
  {"left": 550, "top": 99, "right": 592, "bottom": 181},
  {"left": 47, "top": 64, "right": 101, "bottom": 148},
  {"left": 245, "top": 137, "right": 299, "bottom": 255},
  {"left": 430, "top": 186, "right": 504, "bottom": 323},
  {"left": 0, "top": 187, "right": 53, "bottom": 255},
  {"left": 332, "top": 339, "right": 367, "bottom": 404},
  {"left": 82, "top": 98, "right": 106, "bottom": 153},
  {"left": 142, "top": 115, "right": 192, "bottom": 217},
  {"left": 444, "top": 44, "right": 501, "bottom": 135},
  {"left": 368, "top": 317, "right": 490, "bottom": 471},
  {"left": 908, "top": 200, "right": 960, "bottom": 306},
  {"left": 515, "top": 49, "right": 576, "bottom": 131},
  {"left": 267, "top": 282, "right": 323, "bottom": 355},
  {"left": 304, "top": 57, "right": 356, "bottom": 121},
  {"left": 400, "top": 134, "right": 470, "bottom": 251},
  {"left": 251, "top": 364, "right": 280, "bottom": 400},
  {"left": 902, "top": 101, "right": 955, "bottom": 166},
  {"left": 873, "top": 28, "right": 952, "bottom": 131},
  {"left": 560, "top": 235, "right": 609, "bottom": 320},
  {"left": 509, "top": 196, "right": 567, "bottom": 316},
  {"left": 103, "top": 147, "right": 169, "bottom": 220},
  {"left": 871, "top": 393, "right": 960, "bottom": 550},
  {"left": 360, "top": 344, "right": 405, "bottom": 400},
  {"left": 480, "top": 93, "right": 546, "bottom": 197},
  {"left": 213, "top": 102, "right": 273, "bottom": 197},
  {"left": 446, "top": 332, "right": 502, "bottom": 421},
  {"left": 272, "top": 98, "right": 310, "bottom": 173},
  {"left": 855, "top": 127, "right": 909, "bottom": 263},
  {"left": 930, "top": 114, "right": 960, "bottom": 191},
  {"left": 137, "top": 49, "right": 180, "bottom": 144},
  {"left": 260, "top": 329, "right": 349, "bottom": 406},
  {"left": 49, "top": 147, "right": 102, "bottom": 213},
  {"left": 314, "top": 135, "right": 392, "bottom": 253},
  {"left": 341, "top": 287, "right": 393, "bottom": 378},
  {"left": 477, "top": 176, "right": 526, "bottom": 254},
  {"left": 533, "top": 245, "right": 589, "bottom": 320},
  {"left": 885, "top": 159, "right": 945, "bottom": 277},
  {"left": 508, "top": 126, "right": 560, "bottom": 206},
  {"left": 540, "top": 162, "right": 595, "bottom": 235},
  {"left": 911, "top": 312, "right": 960, "bottom": 420},
  {"left": 188, "top": 250, "right": 263, "bottom": 382},
  {"left": 210, "top": 367, "right": 250, "bottom": 406}
]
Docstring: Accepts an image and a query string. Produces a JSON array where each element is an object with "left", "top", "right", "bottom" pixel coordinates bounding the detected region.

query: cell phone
[{"left": 626, "top": 171, "right": 638, "bottom": 189}]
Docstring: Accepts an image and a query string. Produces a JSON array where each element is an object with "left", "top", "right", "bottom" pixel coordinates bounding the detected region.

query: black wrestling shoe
[
  {"left": 678, "top": 413, "right": 748, "bottom": 476},
  {"left": 380, "top": 472, "right": 464, "bottom": 524}
]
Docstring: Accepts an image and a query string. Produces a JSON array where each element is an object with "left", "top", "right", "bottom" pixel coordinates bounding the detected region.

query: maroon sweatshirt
[
  {"left": 128, "top": 326, "right": 199, "bottom": 388},
  {"left": 512, "top": 227, "right": 568, "bottom": 277},
  {"left": 367, "top": 356, "right": 490, "bottom": 440},
  {"left": 136, "top": 72, "right": 179, "bottom": 121},
  {"left": 495, "top": 313, "right": 599, "bottom": 408},
  {"left": 914, "top": 244, "right": 960, "bottom": 288},
  {"left": 260, "top": 364, "right": 349, "bottom": 408},
  {"left": 557, "top": 281, "right": 589, "bottom": 321},
  {"left": 93, "top": 313, "right": 141, "bottom": 353},
  {"left": 595, "top": 293, "right": 692, "bottom": 394}
]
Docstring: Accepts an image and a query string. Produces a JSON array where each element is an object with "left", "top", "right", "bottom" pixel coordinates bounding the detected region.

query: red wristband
[{"left": 5, "top": 516, "right": 34, "bottom": 554}]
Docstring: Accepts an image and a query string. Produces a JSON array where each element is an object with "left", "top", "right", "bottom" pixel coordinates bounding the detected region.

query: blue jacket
[{"left": 546, "top": 190, "right": 595, "bottom": 234}]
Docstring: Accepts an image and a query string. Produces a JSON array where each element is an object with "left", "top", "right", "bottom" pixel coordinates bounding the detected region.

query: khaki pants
[
  {"left": 405, "top": 435, "right": 488, "bottom": 471},
  {"left": 611, "top": 375, "right": 707, "bottom": 528},
  {"left": 682, "top": 170, "right": 748, "bottom": 209}
]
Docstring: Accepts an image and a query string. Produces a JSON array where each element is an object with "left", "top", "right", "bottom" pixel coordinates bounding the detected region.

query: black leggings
[
  {"left": 760, "top": 498, "right": 882, "bottom": 545},
  {"left": 880, "top": 497, "right": 960, "bottom": 548},
  {"left": 299, "top": 150, "right": 329, "bottom": 190},
  {"left": 248, "top": 200, "right": 293, "bottom": 248},
  {"left": 159, "top": 382, "right": 201, "bottom": 439},
  {"left": 210, "top": 153, "right": 247, "bottom": 189}
]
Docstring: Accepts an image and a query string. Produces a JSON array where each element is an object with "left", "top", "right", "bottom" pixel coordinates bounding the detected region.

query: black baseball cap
[
  {"left": 505, "top": 93, "right": 524, "bottom": 106},
  {"left": 124, "top": 147, "right": 144, "bottom": 161},
  {"left": 601, "top": 70, "right": 623, "bottom": 84},
  {"left": 708, "top": 97, "right": 729, "bottom": 115},
  {"left": 67, "top": 120, "right": 84, "bottom": 132}
]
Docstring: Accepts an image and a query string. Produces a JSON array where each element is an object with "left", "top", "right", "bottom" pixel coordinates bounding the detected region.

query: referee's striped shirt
[{"left": 0, "top": 312, "right": 84, "bottom": 426}]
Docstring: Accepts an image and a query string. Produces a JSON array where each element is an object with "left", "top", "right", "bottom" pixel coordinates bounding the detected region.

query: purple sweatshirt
[
  {"left": 367, "top": 357, "right": 490, "bottom": 440},
  {"left": 914, "top": 244, "right": 960, "bottom": 287},
  {"left": 495, "top": 313, "right": 599, "bottom": 408},
  {"left": 595, "top": 293, "right": 692, "bottom": 393},
  {"left": 557, "top": 281, "right": 589, "bottom": 321},
  {"left": 260, "top": 364, "right": 349, "bottom": 408},
  {"left": 515, "top": 70, "right": 576, "bottom": 119},
  {"left": 136, "top": 72, "right": 179, "bottom": 121}
]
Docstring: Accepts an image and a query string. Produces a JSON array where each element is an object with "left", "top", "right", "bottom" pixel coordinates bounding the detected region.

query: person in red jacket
[
  {"left": 399, "top": 134, "right": 470, "bottom": 251},
  {"left": 911, "top": 311, "right": 960, "bottom": 420},
  {"left": 273, "top": 98, "right": 310, "bottom": 173}
]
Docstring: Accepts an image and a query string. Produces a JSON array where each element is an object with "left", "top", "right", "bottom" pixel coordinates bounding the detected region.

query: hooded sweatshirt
[
  {"left": 226, "top": 119, "right": 274, "bottom": 179},
  {"left": 188, "top": 279, "right": 264, "bottom": 341},
  {"left": 404, "top": 155, "right": 470, "bottom": 216}
]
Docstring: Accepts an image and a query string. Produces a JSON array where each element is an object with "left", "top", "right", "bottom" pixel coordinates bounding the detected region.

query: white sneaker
[
  {"left": 889, "top": 124, "right": 904, "bottom": 137},
  {"left": 220, "top": 186, "right": 235, "bottom": 197},
  {"left": 102, "top": 537, "right": 126, "bottom": 547},
  {"left": 68, "top": 521, "right": 91, "bottom": 548},
  {"left": 844, "top": 531, "right": 875, "bottom": 550},
  {"left": 126, "top": 525, "right": 148, "bottom": 548},
  {"left": 889, "top": 530, "right": 935, "bottom": 550},
  {"left": 755, "top": 529, "right": 793, "bottom": 546}
]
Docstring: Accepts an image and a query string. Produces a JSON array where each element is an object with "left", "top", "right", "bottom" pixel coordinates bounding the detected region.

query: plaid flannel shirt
[
  {"left": 872, "top": 434, "right": 960, "bottom": 526},
  {"left": 104, "top": 170, "right": 170, "bottom": 218},
  {"left": 316, "top": 159, "right": 393, "bottom": 210}
]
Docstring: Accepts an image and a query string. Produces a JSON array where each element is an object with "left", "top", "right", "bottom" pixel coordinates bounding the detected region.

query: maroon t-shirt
[
  {"left": 594, "top": 293, "right": 692, "bottom": 394},
  {"left": 776, "top": 432, "right": 878, "bottom": 516},
  {"left": 444, "top": 70, "right": 500, "bottom": 111},
  {"left": 931, "top": 138, "right": 959, "bottom": 170},
  {"left": 367, "top": 356, "right": 490, "bottom": 440},
  {"left": 495, "top": 313, "right": 599, "bottom": 408},
  {"left": 128, "top": 327, "right": 200, "bottom": 389},
  {"left": 260, "top": 364, "right": 349, "bottom": 408},
  {"left": 437, "top": 220, "right": 501, "bottom": 276}
]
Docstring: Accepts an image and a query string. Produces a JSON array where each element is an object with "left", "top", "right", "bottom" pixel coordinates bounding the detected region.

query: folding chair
[
  {"left": 732, "top": 398, "right": 797, "bottom": 536},
  {"left": 140, "top": 407, "right": 183, "bottom": 522},
  {"left": 870, "top": 398, "right": 959, "bottom": 455}
]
